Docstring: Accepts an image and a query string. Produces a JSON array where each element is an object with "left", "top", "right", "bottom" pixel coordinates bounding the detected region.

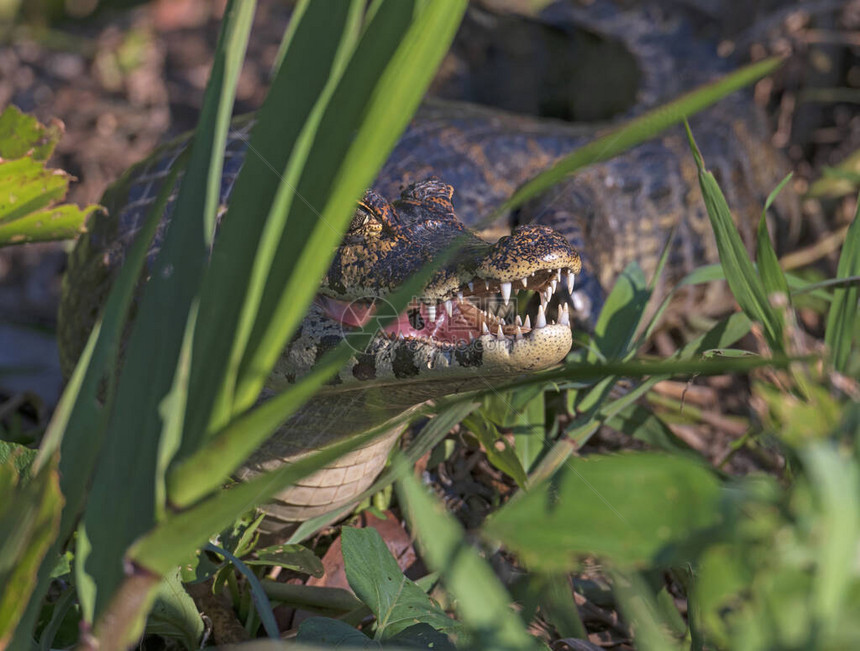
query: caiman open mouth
[{"left": 317, "top": 265, "right": 577, "bottom": 348}]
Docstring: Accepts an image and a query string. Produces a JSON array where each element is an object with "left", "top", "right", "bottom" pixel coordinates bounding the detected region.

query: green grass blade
[
  {"left": 233, "top": 0, "right": 467, "bottom": 409},
  {"left": 181, "top": 0, "right": 365, "bottom": 448},
  {"left": 168, "top": 234, "right": 463, "bottom": 507},
  {"left": 685, "top": 122, "right": 785, "bottom": 352},
  {"left": 756, "top": 173, "right": 793, "bottom": 301},
  {"left": 608, "top": 569, "right": 684, "bottom": 651},
  {"left": 0, "top": 458, "right": 62, "bottom": 649},
  {"left": 132, "top": 424, "right": 391, "bottom": 574},
  {"left": 287, "top": 397, "right": 479, "bottom": 543},
  {"left": 395, "top": 455, "right": 539, "bottom": 650},
  {"left": 825, "top": 194, "right": 860, "bottom": 373},
  {"left": 10, "top": 159, "right": 184, "bottom": 650},
  {"left": 78, "top": 0, "right": 256, "bottom": 619},
  {"left": 492, "top": 57, "right": 782, "bottom": 219}
]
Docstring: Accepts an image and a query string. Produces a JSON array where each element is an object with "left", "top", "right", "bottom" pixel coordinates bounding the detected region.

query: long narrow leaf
[
  {"left": 825, "top": 195, "right": 860, "bottom": 373},
  {"left": 685, "top": 122, "right": 784, "bottom": 352},
  {"left": 395, "top": 455, "right": 539, "bottom": 650},
  {"left": 181, "top": 0, "right": 365, "bottom": 449},
  {"left": 78, "top": 0, "right": 256, "bottom": 620},
  {"left": 169, "top": 0, "right": 467, "bottom": 506},
  {"left": 9, "top": 158, "right": 185, "bottom": 650},
  {"left": 233, "top": 0, "right": 467, "bottom": 408},
  {"left": 756, "top": 173, "right": 793, "bottom": 301},
  {"left": 491, "top": 57, "right": 782, "bottom": 220}
]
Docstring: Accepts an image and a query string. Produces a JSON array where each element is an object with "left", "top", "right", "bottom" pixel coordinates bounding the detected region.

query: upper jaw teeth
[
  {"left": 418, "top": 266, "right": 577, "bottom": 341},
  {"left": 500, "top": 281, "right": 512, "bottom": 305}
]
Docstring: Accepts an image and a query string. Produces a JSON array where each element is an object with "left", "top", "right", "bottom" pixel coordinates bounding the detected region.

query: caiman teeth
[
  {"left": 536, "top": 303, "right": 547, "bottom": 329},
  {"left": 370, "top": 266, "right": 579, "bottom": 347},
  {"left": 500, "top": 281, "right": 512, "bottom": 306}
]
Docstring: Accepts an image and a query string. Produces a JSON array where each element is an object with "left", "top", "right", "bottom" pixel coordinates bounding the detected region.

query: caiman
[{"left": 58, "top": 1, "right": 796, "bottom": 537}]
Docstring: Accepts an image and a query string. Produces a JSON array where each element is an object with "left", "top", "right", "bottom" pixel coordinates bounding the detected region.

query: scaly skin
[
  {"left": 59, "top": 1, "right": 797, "bottom": 535},
  {"left": 60, "top": 166, "right": 580, "bottom": 536}
]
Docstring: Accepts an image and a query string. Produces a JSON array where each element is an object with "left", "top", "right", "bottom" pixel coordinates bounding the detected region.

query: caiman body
[{"left": 58, "top": 1, "right": 796, "bottom": 535}]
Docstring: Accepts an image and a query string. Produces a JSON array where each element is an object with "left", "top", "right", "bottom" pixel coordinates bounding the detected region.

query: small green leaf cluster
[{"left": 0, "top": 106, "right": 99, "bottom": 247}]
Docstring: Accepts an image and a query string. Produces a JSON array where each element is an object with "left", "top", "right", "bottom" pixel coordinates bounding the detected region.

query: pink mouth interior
[{"left": 318, "top": 296, "right": 483, "bottom": 344}]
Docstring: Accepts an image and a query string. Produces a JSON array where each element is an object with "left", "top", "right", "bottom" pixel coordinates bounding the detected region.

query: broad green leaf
[
  {"left": 0, "top": 106, "right": 96, "bottom": 246},
  {"left": 0, "top": 456, "right": 62, "bottom": 649},
  {"left": 685, "top": 122, "right": 784, "bottom": 352},
  {"left": 296, "top": 617, "right": 375, "bottom": 647},
  {"left": 388, "top": 623, "right": 457, "bottom": 649},
  {"left": 146, "top": 568, "right": 204, "bottom": 651},
  {"left": 825, "top": 195, "right": 860, "bottom": 373},
  {"left": 0, "top": 149, "right": 95, "bottom": 247},
  {"left": 342, "top": 527, "right": 457, "bottom": 639},
  {"left": 487, "top": 452, "right": 722, "bottom": 569},
  {"left": 755, "top": 174, "right": 793, "bottom": 302},
  {"left": 0, "top": 203, "right": 96, "bottom": 246},
  {"left": 493, "top": 57, "right": 782, "bottom": 219},
  {"left": 0, "top": 104, "right": 61, "bottom": 160},
  {"left": 805, "top": 444, "right": 860, "bottom": 632},
  {"left": 78, "top": 0, "right": 257, "bottom": 620},
  {"left": 395, "top": 456, "right": 539, "bottom": 650}
]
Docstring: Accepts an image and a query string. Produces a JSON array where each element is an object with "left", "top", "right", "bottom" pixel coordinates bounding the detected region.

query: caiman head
[{"left": 270, "top": 179, "right": 581, "bottom": 390}]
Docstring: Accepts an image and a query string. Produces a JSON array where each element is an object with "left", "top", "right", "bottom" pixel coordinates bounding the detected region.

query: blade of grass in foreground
[
  {"left": 167, "top": 0, "right": 467, "bottom": 507},
  {"left": 232, "top": 0, "right": 467, "bottom": 410},
  {"left": 756, "top": 173, "right": 793, "bottom": 302},
  {"left": 824, "top": 194, "right": 860, "bottom": 374},
  {"left": 180, "top": 0, "right": 366, "bottom": 448},
  {"left": 490, "top": 57, "right": 782, "bottom": 222},
  {"left": 395, "top": 455, "right": 539, "bottom": 651},
  {"left": 8, "top": 159, "right": 184, "bottom": 650},
  {"left": 77, "top": 0, "right": 256, "bottom": 623},
  {"left": 685, "top": 121, "right": 785, "bottom": 353}
]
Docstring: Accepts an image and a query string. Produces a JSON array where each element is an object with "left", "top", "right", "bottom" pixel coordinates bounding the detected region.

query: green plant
[
  {"left": 0, "top": 105, "right": 97, "bottom": 247},
  {"left": 3, "top": 0, "right": 858, "bottom": 648}
]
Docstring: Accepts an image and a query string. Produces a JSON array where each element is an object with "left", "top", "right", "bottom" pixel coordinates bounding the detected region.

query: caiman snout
[{"left": 313, "top": 179, "right": 581, "bottom": 382}]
